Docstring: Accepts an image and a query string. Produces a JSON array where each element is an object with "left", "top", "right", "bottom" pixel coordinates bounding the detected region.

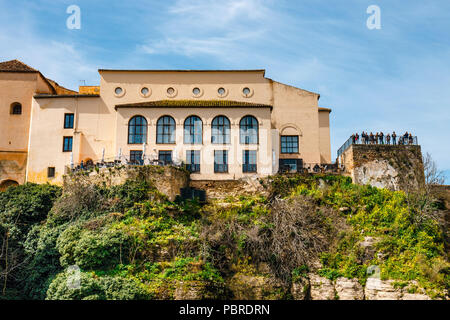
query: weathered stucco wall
[{"left": 340, "top": 145, "right": 425, "bottom": 191}]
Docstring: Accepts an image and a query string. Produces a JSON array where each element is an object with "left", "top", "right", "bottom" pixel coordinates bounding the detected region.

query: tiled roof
[
  {"left": 115, "top": 100, "right": 273, "bottom": 110},
  {"left": 0, "top": 59, "right": 38, "bottom": 72}
]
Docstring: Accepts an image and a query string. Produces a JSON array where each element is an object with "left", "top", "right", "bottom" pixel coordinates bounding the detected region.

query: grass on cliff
[{"left": 0, "top": 173, "right": 448, "bottom": 300}]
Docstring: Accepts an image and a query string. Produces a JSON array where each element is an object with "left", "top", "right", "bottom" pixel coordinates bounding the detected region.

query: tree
[{"left": 423, "top": 152, "right": 445, "bottom": 186}]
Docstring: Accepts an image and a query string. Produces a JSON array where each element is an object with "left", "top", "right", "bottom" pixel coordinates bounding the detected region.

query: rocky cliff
[{"left": 340, "top": 145, "right": 425, "bottom": 191}]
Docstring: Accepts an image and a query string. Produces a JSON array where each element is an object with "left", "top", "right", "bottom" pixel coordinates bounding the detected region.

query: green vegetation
[{"left": 0, "top": 173, "right": 448, "bottom": 300}]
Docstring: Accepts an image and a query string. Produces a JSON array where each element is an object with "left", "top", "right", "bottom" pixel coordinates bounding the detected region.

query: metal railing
[
  {"left": 68, "top": 155, "right": 184, "bottom": 173},
  {"left": 279, "top": 162, "right": 343, "bottom": 174},
  {"left": 337, "top": 135, "right": 419, "bottom": 158}
]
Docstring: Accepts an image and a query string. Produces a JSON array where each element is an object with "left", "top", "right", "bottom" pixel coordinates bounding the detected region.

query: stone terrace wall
[
  {"left": 64, "top": 165, "right": 190, "bottom": 201},
  {"left": 340, "top": 145, "right": 425, "bottom": 191},
  {"left": 190, "top": 176, "right": 268, "bottom": 200}
]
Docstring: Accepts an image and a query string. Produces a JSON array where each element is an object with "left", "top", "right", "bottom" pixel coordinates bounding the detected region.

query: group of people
[{"left": 351, "top": 131, "right": 415, "bottom": 145}]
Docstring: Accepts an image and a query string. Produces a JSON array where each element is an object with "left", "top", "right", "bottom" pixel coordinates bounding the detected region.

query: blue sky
[{"left": 1, "top": 0, "right": 449, "bottom": 182}]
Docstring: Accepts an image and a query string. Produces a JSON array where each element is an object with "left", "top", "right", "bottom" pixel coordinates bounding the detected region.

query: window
[
  {"left": 218, "top": 87, "right": 226, "bottom": 96},
  {"left": 243, "top": 87, "right": 251, "bottom": 96},
  {"left": 64, "top": 113, "right": 74, "bottom": 129},
  {"left": 243, "top": 150, "right": 257, "bottom": 173},
  {"left": 47, "top": 167, "right": 55, "bottom": 178},
  {"left": 279, "top": 159, "right": 302, "bottom": 173},
  {"left": 141, "top": 87, "right": 149, "bottom": 95},
  {"left": 184, "top": 116, "right": 203, "bottom": 144},
  {"left": 114, "top": 87, "right": 124, "bottom": 97},
  {"left": 281, "top": 136, "right": 299, "bottom": 154},
  {"left": 63, "top": 136, "right": 73, "bottom": 152},
  {"left": 130, "top": 150, "right": 143, "bottom": 165},
  {"left": 10, "top": 102, "right": 22, "bottom": 115},
  {"left": 214, "top": 150, "right": 228, "bottom": 173},
  {"left": 158, "top": 151, "right": 173, "bottom": 165},
  {"left": 211, "top": 116, "right": 230, "bottom": 144},
  {"left": 239, "top": 116, "right": 258, "bottom": 144},
  {"left": 156, "top": 116, "right": 176, "bottom": 144},
  {"left": 167, "top": 87, "right": 175, "bottom": 95},
  {"left": 128, "top": 116, "right": 147, "bottom": 144},
  {"left": 193, "top": 87, "right": 201, "bottom": 96},
  {"left": 186, "top": 150, "right": 200, "bottom": 173}
]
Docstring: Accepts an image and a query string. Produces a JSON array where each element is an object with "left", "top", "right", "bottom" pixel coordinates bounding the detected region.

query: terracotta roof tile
[
  {"left": 115, "top": 100, "right": 273, "bottom": 110},
  {"left": 0, "top": 59, "right": 38, "bottom": 72}
]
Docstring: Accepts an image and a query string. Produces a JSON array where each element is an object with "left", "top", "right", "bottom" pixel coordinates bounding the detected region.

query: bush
[
  {"left": 56, "top": 223, "right": 131, "bottom": 270},
  {"left": 46, "top": 270, "right": 151, "bottom": 300}
]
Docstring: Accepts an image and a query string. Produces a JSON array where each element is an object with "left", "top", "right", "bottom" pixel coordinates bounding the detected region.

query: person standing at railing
[
  {"left": 379, "top": 131, "right": 384, "bottom": 144},
  {"left": 369, "top": 132, "right": 374, "bottom": 144},
  {"left": 375, "top": 132, "right": 379, "bottom": 145},
  {"left": 392, "top": 131, "right": 397, "bottom": 145},
  {"left": 355, "top": 132, "right": 360, "bottom": 144},
  {"left": 80, "top": 160, "right": 84, "bottom": 170},
  {"left": 408, "top": 133, "right": 413, "bottom": 145},
  {"left": 386, "top": 133, "right": 391, "bottom": 145}
]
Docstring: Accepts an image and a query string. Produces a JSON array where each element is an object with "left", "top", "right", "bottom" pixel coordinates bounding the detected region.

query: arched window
[
  {"left": 10, "top": 102, "right": 22, "bottom": 115},
  {"left": 240, "top": 115, "right": 258, "bottom": 144},
  {"left": 128, "top": 116, "right": 147, "bottom": 144},
  {"left": 184, "top": 116, "right": 203, "bottom": 144},
  {"left": 156, "top": 116, "right": 176, "bottom": 144},
  {"left": 211, "top": 116, "right": 231, "bottom": 144}
]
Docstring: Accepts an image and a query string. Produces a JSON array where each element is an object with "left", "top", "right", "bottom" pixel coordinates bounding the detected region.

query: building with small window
[
  {"left": 0, "top": 59, "right": 332, "bottom": 186},
  {"left": 0, "top": 59, "right": 77, "bottom": 190}
]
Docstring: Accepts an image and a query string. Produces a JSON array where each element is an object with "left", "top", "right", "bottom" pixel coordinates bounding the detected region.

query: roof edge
[
  {"left": 98, "top": 69, "right": 266, "bottom": 75},
  {"left": 34, "top": 94, "right": 100, "bottom": 99}
]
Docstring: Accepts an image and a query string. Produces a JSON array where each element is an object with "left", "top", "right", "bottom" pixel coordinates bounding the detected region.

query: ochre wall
[
  {"left": 26, "top": 70, "right": 331, "bottom": 184},
  {"left": 0, "top": 72, "right": 53, "bottom": 186}
]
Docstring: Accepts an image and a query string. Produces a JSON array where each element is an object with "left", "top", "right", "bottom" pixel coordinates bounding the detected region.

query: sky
[{"left": 0, "top": 0, "right": 449, "bottom": 183}]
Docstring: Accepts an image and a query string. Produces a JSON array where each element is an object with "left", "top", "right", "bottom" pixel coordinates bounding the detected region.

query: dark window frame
[
  {"left": 239, "top": 115, "right": 259, "bottom": 145},
  {"left": 47, "top": 167, "right": 56, "bottom": 178},
  {"left": 156, "top": 116, "right": 176, "bottom": 144},
  {"left": 10, "top": 102, "right": 22, "bottom": 115},
  {"left": 243, "top": 150, "right": 257, "bottom": 173},
  {"left": 214, "top": 150, "right": 229, "bottom": 173},
  {"left": 64, "top": 113, "right": 75, "bottom": 129},
  {"left": 128, "top": 115, "right": 148, "bottom": 144},
  {"left": 184, "top": 115, "right": 203, "bottom": 144},
  {"left": 158, "top": 150, "right": 173, "bottom": 165},
  {"left": 281, "top": 135, "right": 299, "bottom": 154},
  {"left": 211, "top": 115, "right": 231, "bottom": 144},
  {"left": 186, "top": 150, "right": 201, "bottom": 173},
  {"left": 62, "top": 136, "right": 73, "bottom": 152},
  {"left": 130, "top": 150, "right": 143, "bottom": 165}
]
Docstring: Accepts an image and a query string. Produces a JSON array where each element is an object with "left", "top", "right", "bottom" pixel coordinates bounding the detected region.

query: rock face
[
  {"left": 228, "top": 274, "right": 285, "bottom": 300},
  {"left": 339, "top": 144, "right": 425, "bottom": 191},
  {"left": 291, "top": 279, "right": 309, "bottom": 300},
  {"left": 190, "top": 177, "right": 268, "bottom": 200},
  {"left": 293, "top": 275, "right": 432, "bottom": 300},
  {"left": 365, "top": 278, "right": 402, "bottom": 300},
  {"left": 309, "top": 274, "right": 335, "bottom": 300},
  {"left": 335, "top": 278, "right": 364, "bottom": 300},
  {"left": 354, "top": 159, "right": 399, "bottom": 190},
  {"left": 365, "top": 278, "right": 431, "bottom": 300}
]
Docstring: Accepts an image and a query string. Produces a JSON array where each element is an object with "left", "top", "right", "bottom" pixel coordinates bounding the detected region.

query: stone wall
[
  {"left": 290, "top": 274, "right": 431, "bottom": 300},
  {"left": 64, "top": 165, "right": 190, "bottom": 201},
  {"left": 190, "top": 176, "right": 268, "bottom": 200},
  {"left": 340, "top": 145, "right": 425, "bottom": 191}
]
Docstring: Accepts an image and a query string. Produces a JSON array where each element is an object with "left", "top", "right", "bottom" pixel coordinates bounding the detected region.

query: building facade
[{"left": 0, "top": 60, "right": 332, "bottom": 187}]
